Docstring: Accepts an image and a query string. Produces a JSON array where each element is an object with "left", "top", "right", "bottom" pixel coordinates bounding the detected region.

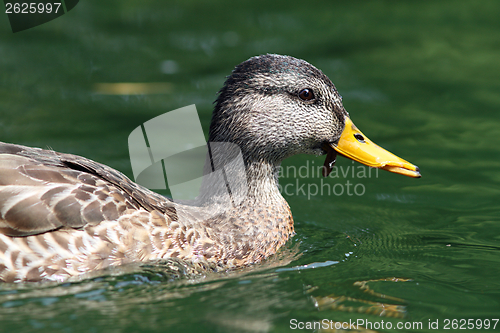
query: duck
[{"left": 0, "top": 54, "right": 420, "bottom": 283}]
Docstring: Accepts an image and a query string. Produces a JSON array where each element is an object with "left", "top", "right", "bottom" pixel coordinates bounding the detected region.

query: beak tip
[
  {"left": 380, "top": 164, "right": 422, "bottom": 178},
  {"left": 414, "top": 165, "right": 422, "bottom": 178}
]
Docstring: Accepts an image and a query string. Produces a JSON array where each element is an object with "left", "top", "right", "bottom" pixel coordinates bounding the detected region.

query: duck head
[{"left": 209, "top": 54, "right": 420, "bottom": 178}]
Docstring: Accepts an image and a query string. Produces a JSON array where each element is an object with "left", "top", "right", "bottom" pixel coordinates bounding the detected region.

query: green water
[{"left": 1, "top": 0, "right": 499, "bottom": 332}]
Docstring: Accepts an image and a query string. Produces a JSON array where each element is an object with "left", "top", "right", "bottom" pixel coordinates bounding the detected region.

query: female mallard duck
[{"left": 0, "top": 54, "right": 420, "bottom": 282}]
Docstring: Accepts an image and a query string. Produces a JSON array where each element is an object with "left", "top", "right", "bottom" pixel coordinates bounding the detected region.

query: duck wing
[{"left": 0, "top": 142, "right": 176, "bottom": 237}]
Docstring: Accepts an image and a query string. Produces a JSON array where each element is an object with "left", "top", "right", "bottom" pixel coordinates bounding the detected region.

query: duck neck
[
  {"left": 199, "top": 142, "right": 286, "bottom": 207},
  {"left": 191, "top": 151, "right": 294, "bottom": 265},
  {"left": 243, "top": 157, "right": 283, "bottom": 205},
  {"left": 211, "top": 156, "right": 295, "bottom": 265}
]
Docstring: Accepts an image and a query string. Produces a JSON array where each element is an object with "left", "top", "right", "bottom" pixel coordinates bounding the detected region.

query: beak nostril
[{"left": 354, "top": 133, "right": 365, "bottom": 143}]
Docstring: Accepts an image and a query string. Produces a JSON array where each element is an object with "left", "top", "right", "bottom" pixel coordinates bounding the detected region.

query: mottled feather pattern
[
  {"left": 0, "top": 142, "right": 183, "bottom": 281},
  {"left": 0, "top": 143, "right": 175, "bottom": 236},
  {"left": 0, "top": 142, "right": 294, "bottom": 282}
]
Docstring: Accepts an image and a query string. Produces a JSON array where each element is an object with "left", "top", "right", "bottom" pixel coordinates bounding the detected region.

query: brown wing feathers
[{"left": 0, "top": 142, "right": 175, "bottom": 237}]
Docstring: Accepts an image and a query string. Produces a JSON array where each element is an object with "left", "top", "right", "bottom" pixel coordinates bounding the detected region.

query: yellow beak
[{"left": 325, "top": 117, "right": 421, "bottom": 178}]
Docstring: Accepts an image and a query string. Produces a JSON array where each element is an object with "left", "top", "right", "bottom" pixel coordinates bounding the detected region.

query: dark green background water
[{"left": 1, "top": 1, "right": 499, "bottom": 332}]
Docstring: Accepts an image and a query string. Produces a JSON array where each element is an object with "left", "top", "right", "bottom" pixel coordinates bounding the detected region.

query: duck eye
[
  {"left": 354, "top": 133, "right": 365, "bottom": 143},
  {"left": 298, "top": 88, "right": 315, "bottom": 101}
]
